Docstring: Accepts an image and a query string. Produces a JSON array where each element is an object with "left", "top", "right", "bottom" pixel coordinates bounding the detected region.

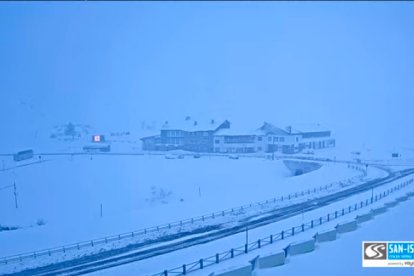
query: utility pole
[
  {"left": 13, "top": 182, "right": 18, "bottom": 209},
  {"left": 100, "top": 203, "right": 103, "bottom": 218},
  {"left": 245, "top": 226, "right": 249, "bottom": 245}
]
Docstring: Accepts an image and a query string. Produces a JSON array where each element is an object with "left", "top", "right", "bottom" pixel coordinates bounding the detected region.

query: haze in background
[{"left": 1, "top": 2, "right": 413, "bottom": 151}]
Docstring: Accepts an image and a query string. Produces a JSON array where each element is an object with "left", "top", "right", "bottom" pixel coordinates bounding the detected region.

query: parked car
[
  {"left": 228, "top": 154, "right": 239, "bottom": 160},
  {"left": 165, "top": 154, "right": 176, "bottom": 159},
  {"left": 13, "top": 149, "right": 34, "bottom": 162},
  {"left": 177, "top": 154, "right": 185, "bottom": 159},
  {"left": 193, "top": 153, "right": 201, "bottom": 159}
]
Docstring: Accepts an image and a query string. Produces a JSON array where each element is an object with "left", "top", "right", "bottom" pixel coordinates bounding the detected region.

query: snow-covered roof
[
  {"left": 160, "top": 118, "right": 228, "bottom": 132},
  {"left": 288, "top": 123, "right": 331, "bottom": 134},
  {"left": 214, "top": 122, "right": 292, "bottom": 136},
  {"left": 258, "top": 122, "right": 290, "bottom": 136}
]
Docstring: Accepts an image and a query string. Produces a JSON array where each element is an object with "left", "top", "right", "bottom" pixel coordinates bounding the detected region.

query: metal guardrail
[
  {"left": 0, "top": 165, "right": 366, "bottom": 266},
  {"left": 152, "top": 177, "right": 414, "bottom": 276}
]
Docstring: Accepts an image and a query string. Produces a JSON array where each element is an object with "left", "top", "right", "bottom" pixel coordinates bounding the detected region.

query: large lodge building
[{"left": 140, "top": 118, "right": 335, "bottom": 154}]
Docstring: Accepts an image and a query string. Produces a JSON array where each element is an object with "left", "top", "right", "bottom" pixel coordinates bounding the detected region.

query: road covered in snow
[{"left": 0, "top": 152, "right": 409, "bottom": 275}]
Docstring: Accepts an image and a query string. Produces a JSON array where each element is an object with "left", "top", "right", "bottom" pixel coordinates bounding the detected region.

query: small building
[
  {"left": 83, "top": 144, "right": 111, "bottom": 153},
  {"left": 288, "top": 124, "right": 335, "bottom": 151}
]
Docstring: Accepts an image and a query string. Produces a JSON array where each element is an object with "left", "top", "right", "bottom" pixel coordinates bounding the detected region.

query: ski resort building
[
  {"left": 141, "top": 119, "right": 335, "bottom": 154},
  {"left": 140, "top": 118, "right": 231, "bottom": 152}
]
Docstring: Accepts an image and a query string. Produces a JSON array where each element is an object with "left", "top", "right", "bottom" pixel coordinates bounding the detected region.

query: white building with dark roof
[
  {"left": 141, "top": 119, "right": 335, "bottom": 154},
  {"left": 141, "top": 117, "right": 230, "bottom": 152}
]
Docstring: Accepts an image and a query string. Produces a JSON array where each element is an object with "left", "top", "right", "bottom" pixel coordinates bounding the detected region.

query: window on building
[
  {"left": 273, "top": 137, "right": 278, "bottom": 142},
  {"left": 258, "top": 136, "right": 262, "bottom": 141},
  {"left": 268, "top": 137, "right": 272, "bottom": 142},
  {"left": 280, "top": 137, "right": 285, "bottom": 142},
  {"left": 258, "top": 147, "right": 262, "bottom": 151},
  {"left": 215, "top": 139, "right": 220, "bottom": 144}
]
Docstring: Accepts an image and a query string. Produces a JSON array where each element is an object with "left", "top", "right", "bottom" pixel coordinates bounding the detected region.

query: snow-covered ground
[
  {"left": 86, "top": 173, "right": 414, "bottom": 276},
  {"left": 257, "top": 195, "right": 414, "bottom": 276},
  {"left": 0, "top": 153, "right": 364, "bottom": 258}
]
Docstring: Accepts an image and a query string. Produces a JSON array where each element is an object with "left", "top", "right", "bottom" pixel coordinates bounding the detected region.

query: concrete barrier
[
  {"left": 355, "top": 213, "right": 373, "bottom": 223},
  {"left": 336, "top": 220, "right": 357, "bottom": 233},
  {"left": 287, "top": 239, "right": 315, "bottom": 255},
  {"left": 396, "top": 196, "right": 408, "bottom": 202},
  {"left": 249, "top": 255, "right": 260, "bottom": 270},
  {"left": 213, "top": 264, "right": 252, "bottom": 276},
  {"left": 384, "top": 201, "right": 398, "bottom": 208},
  {"left": 371, "top": 206, "right": 388, "bottom": 216},
  {"left": 257, "top": 251, "right": 286, "bottom": 268},
  {"left": 314, "top": 229, "right": 337, "bottom": 242}
]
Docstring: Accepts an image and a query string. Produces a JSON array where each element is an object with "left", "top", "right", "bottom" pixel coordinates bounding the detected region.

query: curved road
[{"left": 6, "top": 166, "right": 414, "bottom": 276}]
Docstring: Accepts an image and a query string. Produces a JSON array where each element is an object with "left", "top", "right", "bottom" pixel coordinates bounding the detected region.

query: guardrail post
[
  {"left": 199, "top": 259, "right": 204, "bottom": 269},
  {"left": 77, "top": 244, "right": 80, "bottom": 250},
  {"left": 216, "top": 253, "right": 219, "bottom": 263},
  {"left": 63, "top": 246, "right": 65, "bottom": 253},
  {"left": 131, "top": 232, "right": 134, "bottom": 237},
  {"left": 48, "top": 250, "right": 51, "bottom": 256},
  {"left": 281, "top": 230, "right": 285, "bottom": 239},
  {"left": 164, "top": 270, "right": 168, "bottom": 276},
  {"left": 182, "top": 264, "right": 186, "bottom": 274},
  {"left": 319, "top": 217, "right": 322, "bottom": 224},
  {"left": 231, "top": 249, "right": 234, "bottom": 258},
  {"left": 301, "top": 224, "right": 304, "bottom": 232},
  {"left": 270, "top": 234, "right": 273, "bottom": 243},
  {"left": 245, "top": 244, "right": 248, "bottom": 253},
  {"left": 327, "top": 214, "right": 330, "bottom": 221},
  {"left": 335, "top": 211, "right": 337, "bottom": 218},
  {"left": 292, "top": 227, "right": 295, "bottom": 236},
  {"left": 258, "top": 239, "right": 261, "bottom": 248}
]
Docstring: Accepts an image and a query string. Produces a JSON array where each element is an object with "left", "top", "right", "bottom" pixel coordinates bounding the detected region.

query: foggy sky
[{"left": 1, "top": 2, "right": 414, "bottom": 150}]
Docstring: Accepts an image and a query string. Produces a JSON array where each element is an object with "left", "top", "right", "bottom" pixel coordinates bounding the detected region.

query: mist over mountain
[{"left": 1, "top": 2, "right": 413, "bottom": 151}]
